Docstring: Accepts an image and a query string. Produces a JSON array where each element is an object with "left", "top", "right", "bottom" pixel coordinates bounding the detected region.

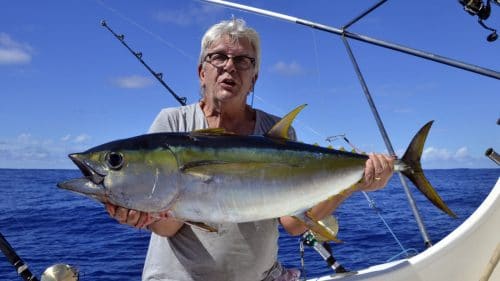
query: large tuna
[{"left": 58, "top": 105, "right": 456, "bottom": 239}]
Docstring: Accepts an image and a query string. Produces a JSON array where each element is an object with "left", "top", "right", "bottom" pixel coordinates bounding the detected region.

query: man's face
[{"left": 199, "top": 35, "right": 257, "bottom": 105}]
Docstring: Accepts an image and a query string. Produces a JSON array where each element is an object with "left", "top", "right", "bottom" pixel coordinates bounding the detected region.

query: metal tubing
[
  {"left": 341, "top": 36, "right": 433, "bottom": 247},
  {"left": 203, "top": 0, "right": 500, "bottom": 80},
  {"left": 342, "top": 0, "right": 388, "bottom": 30}
]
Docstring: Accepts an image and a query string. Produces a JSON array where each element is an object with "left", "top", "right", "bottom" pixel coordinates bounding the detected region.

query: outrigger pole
[{"left": 202, "top": 0, "right": 500, "bottom": 80}]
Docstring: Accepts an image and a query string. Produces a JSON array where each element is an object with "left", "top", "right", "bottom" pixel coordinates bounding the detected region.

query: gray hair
[{"left": 199, "top": 18, "right": 260, "bottom": 75}]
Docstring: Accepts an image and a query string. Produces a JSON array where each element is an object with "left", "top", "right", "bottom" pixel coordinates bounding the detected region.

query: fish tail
[{"left": 399, "top": 121, "right": 457, "bottom": 218}]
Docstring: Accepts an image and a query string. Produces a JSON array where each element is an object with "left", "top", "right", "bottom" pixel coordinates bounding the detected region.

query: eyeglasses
[{"left": 204, "top": 52, "right": 256, "bottom": 71}]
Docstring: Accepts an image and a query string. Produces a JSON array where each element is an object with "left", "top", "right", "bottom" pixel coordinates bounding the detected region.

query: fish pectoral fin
[
  {"left": 185, "top": 221, "right": 218, "bottom": 232},
  {"left": 180, "top": 161, "right": 298, "bottom": 178},
  {"left": 293, "top": 211, "right": 342, "bottom": 243}
]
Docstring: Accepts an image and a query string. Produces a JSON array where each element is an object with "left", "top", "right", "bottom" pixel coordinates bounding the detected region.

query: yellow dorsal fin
[{"left": 265, "top": 104, "right": 307, "bottom": 139}]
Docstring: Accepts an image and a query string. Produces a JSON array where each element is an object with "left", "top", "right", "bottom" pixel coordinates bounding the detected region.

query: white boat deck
[{"left": 308, "top": 177, "right": 500, "bottom": 281}]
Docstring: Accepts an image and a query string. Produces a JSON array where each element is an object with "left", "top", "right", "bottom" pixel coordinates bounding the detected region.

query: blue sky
[{"left": 0, "top": 0, "right": 499, "bottom": 169}]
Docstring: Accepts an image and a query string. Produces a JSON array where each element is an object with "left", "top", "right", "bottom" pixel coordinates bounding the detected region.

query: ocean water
[{"left": 0, "top": 168, "right": 498, "bottom": 281}]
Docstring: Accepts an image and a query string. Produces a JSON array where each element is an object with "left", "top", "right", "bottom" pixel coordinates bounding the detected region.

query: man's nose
[{"left": 223, "top": 57, "right": 237, "bottom": 72}]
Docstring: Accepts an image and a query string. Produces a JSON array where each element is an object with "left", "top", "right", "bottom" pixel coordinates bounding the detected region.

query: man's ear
[{"left": 198, "top": 64, "right": 205, "bottom": 86}]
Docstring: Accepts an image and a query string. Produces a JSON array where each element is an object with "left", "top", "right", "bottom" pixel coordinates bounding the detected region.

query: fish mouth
[
  {"left": 57, "top": 153, "right": 107, "bottom": 202},
  {"left": 69, "top": 153, "right": 106, "bottom": 185}
]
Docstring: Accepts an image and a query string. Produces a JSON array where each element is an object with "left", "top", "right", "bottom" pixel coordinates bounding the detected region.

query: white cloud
[
  {"left": 420, "top": 146, "right": 490, "bottom": 168},
  {"left": 0, "top": 33, "right": 33, "bottom": 65},
  {"left": 454, "top": 146, "right": 469, "bottom": 159},
  {"left": 0, "top": 134, "right": 93, "bottom": 169},
  {"left": 422, "top": 146, "right": 473, "bottom": 162},
  {"left": 60, "top": 134, "right": 91, "bottom": 143},
  {"left": 270, "top": 61, "right": 304, "bottom": 76},
  {"left": 423, "top": 147, "right": 452, "bottom": 161},
  {"left": 74, "top": 134, "right": 91, "bottom": 143},
  {"left": 153, "top": 4, "right": 224, "bottom": 26},
  {"left": 61, "top": 135, "right": 71, "bottom": 142},
  {"left": 112, "top": 75, "right": 154, "bottom": 89}
]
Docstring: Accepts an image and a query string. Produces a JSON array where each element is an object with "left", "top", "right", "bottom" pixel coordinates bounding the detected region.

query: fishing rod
[
  {"left": 101, "top": 20, "right": 187, "bottom": 106},
  {"left": 0, "top": 232, "right": 39, "bottom": 281},
  {"left": 299, "top": 231, "right": 350, "bottom": 279},
  {"left": 1, "top": 232, "right": 79, "bottom": 281},
  {"left": 202, "top": 0, "right": 500, "bottom": 80}
]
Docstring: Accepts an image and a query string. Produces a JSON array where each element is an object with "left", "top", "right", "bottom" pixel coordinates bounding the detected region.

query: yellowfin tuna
[{"left": 58, "top": 105, "right": 456, "bottom": 240}]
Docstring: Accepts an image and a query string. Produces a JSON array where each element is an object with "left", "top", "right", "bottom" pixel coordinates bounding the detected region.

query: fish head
[{"left": 58, "top": 136, "right": 181, "bottom": 212}]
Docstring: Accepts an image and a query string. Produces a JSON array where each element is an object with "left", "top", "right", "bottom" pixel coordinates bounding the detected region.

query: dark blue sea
[{"left": 0, "top": 168, "right": 498, "bottom": 281}]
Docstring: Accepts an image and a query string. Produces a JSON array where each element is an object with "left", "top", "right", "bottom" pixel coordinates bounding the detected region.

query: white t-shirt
[{"left": 142, "top": 103, "right": 295, "bottom": 281}]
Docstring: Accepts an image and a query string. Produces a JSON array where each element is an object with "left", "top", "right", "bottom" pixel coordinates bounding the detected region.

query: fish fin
[
  {"left": 185, "top": 221, "right": 218, "bottom": 232},
  {"left": 180, "top": 160, "right": 229, "bottom": 171},
  {"left": 293, "top": 211, "right": 342, "bottom": 243},
  {"left": 265, "top": 104, "right": 307, "bottom": 139},
  {"left": 181, "top": 161, "right": 297, "bottom": 178},
  {"left": 400, "top": 121, "right": 457, "bottom": 218},
  {"left": 315, "top": 215, "right": 341, "bottom": 243},
  {"left": 190, "top": 128, "right": 235, "bottom": 137}
]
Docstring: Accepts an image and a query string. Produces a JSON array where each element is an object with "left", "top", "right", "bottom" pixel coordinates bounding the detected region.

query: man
[{"left": 106, "top": 18, "right": 394, "bottom": 281}]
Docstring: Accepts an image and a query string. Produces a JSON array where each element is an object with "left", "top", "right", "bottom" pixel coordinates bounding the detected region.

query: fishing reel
[
  {"left": 458, "top": 0, "right": 499, "bottom": 41},
  {"left": 41, "top": 264, "right": 79, "bottom": 281}
]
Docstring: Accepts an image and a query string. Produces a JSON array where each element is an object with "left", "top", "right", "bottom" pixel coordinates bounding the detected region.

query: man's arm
[{"left": 280, "top": 153, "right": 395, "bottom": 236}]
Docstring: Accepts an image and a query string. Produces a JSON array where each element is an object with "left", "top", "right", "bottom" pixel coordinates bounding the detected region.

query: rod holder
[{"left": 485, "top": 148, "right": 500, "bottom": 165}]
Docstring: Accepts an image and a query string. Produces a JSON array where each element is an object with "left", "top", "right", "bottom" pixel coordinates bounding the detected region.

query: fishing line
[
  {"left": 252, "top": 95, "right": 327, "bottom": 140},
  {"left": 327, "top": 135, "right": 417, "bottom": 259},
  {"left": 310, "top": 29, "right": 322, "bottom": 88},
  {"left": 95, "top": 0, "right": 197, "bottom": 62}
]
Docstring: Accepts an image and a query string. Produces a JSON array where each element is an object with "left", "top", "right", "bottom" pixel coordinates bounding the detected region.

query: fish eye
[{"left": 106, "top": 152, "right": 124, "bottom": 170}]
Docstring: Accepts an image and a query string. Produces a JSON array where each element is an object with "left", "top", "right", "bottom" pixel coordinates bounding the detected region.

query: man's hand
[
  {"left": 357, "top": 153, "right": 395, "bottom": 192},
  {"left": 105, "top": 203, "right": 157, "bottom": 229}
]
